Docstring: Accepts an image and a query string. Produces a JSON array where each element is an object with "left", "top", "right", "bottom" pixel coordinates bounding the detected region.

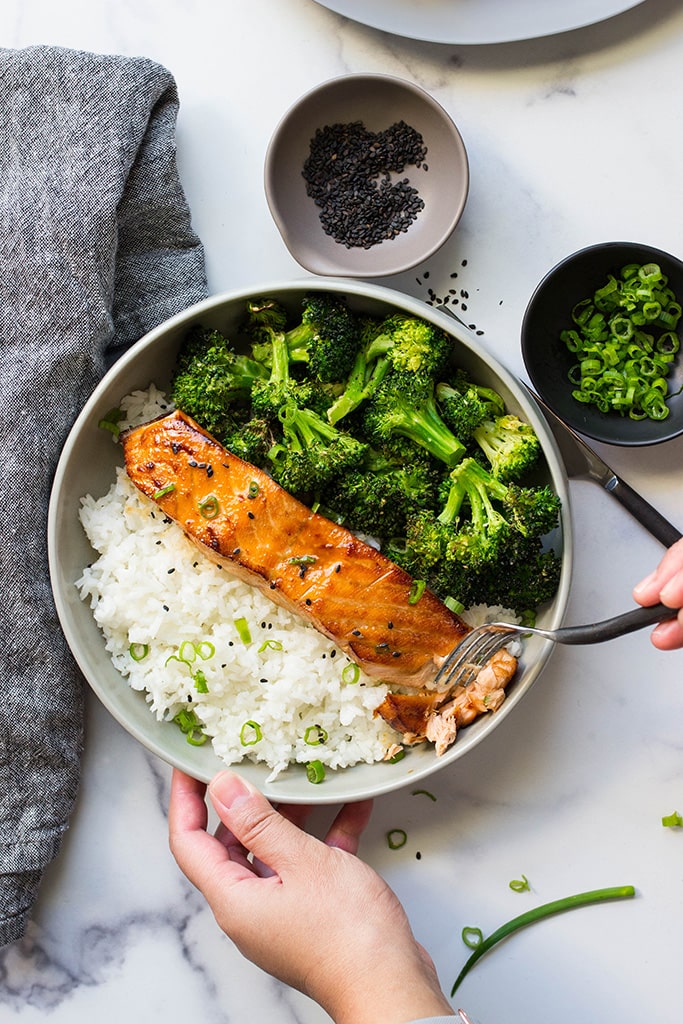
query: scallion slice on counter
[
  {"left": 412, "top": 788, "right": 437, "bottom": 801},
  {"left": 387, "top": 828, "right": 408, "bottom": 850},
  {"left": 662, "top": 811, "right": 683, "bottom": 828},
  {"left": 509, "top": 875, "right": 531, "bottom": 893},
  {"left": 306, "top": 759, "right": 326, "bottom": 784},
  {"left": 461, "top": 926, "right": 484, "bottom": 950},
  {"left": 451, "top": 884, "right": 636, "bottom": 995},
  {"left": 240, "top": 720, "right": 262, "bottom": 746}
]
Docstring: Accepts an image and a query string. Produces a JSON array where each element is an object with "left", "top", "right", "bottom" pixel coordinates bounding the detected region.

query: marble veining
[{"left": 2, "top": 1, "right": 683, "bottom": 1021}]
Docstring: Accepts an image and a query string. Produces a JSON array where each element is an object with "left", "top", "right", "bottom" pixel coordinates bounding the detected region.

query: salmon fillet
[
  {"left": 375, "top": 647, "right": 518, "bottom": 754},
  {"left": 121, "top": 409, "right": 470, "bottom": 687}
]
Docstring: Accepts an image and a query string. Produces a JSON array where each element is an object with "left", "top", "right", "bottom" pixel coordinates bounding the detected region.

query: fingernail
[
  {"left": 209, "top": 771, "right": 252, "bottom": 811},
  {"left": 633, "top": 570, "right": 657, "bottom": 597}
]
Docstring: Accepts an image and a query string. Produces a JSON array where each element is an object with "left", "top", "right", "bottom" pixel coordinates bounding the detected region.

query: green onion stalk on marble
[{"left": 451, "top": 884, "right": 636, "bottom": 996}]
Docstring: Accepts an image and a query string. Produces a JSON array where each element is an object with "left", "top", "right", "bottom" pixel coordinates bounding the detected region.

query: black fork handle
[{"left": 555, "top": 602, "right": 678, "bottom": 644}]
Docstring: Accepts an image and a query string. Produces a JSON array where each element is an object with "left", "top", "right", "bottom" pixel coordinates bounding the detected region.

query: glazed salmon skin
[{"left": 121, "top": 409, "right": 469, "bottom": 687}]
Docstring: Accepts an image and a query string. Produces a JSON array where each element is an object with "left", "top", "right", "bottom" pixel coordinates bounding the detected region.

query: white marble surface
[{"left": 3, "top": 1, "right": 683, "bottom": 1021}]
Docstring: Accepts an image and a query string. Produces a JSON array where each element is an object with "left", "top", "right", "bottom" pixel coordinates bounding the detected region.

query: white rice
[{"left": 76, "top": 387, "right": 396, "bottom": 779}]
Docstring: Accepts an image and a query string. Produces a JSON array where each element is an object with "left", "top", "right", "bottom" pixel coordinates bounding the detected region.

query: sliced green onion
[
  {"left": 304, "top": 725, "right": 328, "bottom": 746},
  {"left": 199, "top": 494, "right": 220, "bottom": 519},
  {"left": 306, "top": 759, "right": 326, "bottom": 784},
  {"left": 247, "top": 481, "right": 260, "bottom": 498},
  {"left": 194, "top": 640, "right": 215, "bottom": 660},
  {"left": 193, "top": 669, "right": 209, "bottom": 694},
  {"left": 388, "top": 748, "right": 405, "bottom": 764},
  {"left": 240, "top": 720, "right": 262, "bottom": 746},
  {"left": 461, "top": 926, "right": 484, "bottom": 950},
  {"left": 258, "top": 639, "right": 284, "bottom": 653},
  {"left": 387, "top": 828, "right": 408, "bottom": 850},
  {"left": 560, "top": 262, "right": 681, "bottom": 423},
  {"left": 451, "top": 885, "right": 636, "bottom": 996},
  {"left": 509, "top": 875, "right": 531, "bottom": 892},
  {"left": 98, "top": 407, "right": 124, "bottom": 439},
  {"left": 153, "top": 483, "right": 176, "bottom": 500},
  {"left": 444, "top": 596, "right": 465, "bottom": 614},
  {"left": 341, "top": 662, "right": 361, "bottom": 685},
  {"left": 408, "top": 579, "right": 426, "bottom": 605},
  {"left": 288, "top": 554, "right": 317, "bottom": 568},
  {"left": 412, "top": 788, "right": 437, "bottom": 801},
  {"left": 662, "top": 811, "right": 683, "bottom": 828},
  {"left": 178, "top": 640, "right": 197, "bottom": 664},
  {"left": 173, "top": 709, "right": 208, "bottom": 746},
  {"left": 129, "top": 642, "right": 150, "bottom": 662},
  {"left": 234, "top": 616, "right": 252, "bottom": 645}
]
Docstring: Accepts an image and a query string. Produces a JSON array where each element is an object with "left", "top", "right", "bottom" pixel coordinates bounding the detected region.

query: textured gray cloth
[{"left": 0, "top": 45, "right": 208, "bottom": 947}]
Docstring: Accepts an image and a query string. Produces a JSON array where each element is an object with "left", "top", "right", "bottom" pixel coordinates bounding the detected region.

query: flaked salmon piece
[
  {"left": 121, "top": 409, "right": 470, "bottom": 687},
  {"left": 375, "top": 647, "right": 518, "bottom": 755}
]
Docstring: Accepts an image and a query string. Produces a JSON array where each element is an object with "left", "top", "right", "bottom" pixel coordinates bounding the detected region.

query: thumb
[{"left": 209, "top": 771, "right": 318, "bottom": 876}]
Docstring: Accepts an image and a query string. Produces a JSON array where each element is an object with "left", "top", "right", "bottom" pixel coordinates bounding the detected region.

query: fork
[{"left": 434, "top": 601, "right": 679, "bottom": 690}]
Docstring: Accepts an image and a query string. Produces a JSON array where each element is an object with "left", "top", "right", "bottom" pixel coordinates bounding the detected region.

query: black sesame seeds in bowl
[{"left": 264, "top": 74, "right": 469, "bottom": 278}]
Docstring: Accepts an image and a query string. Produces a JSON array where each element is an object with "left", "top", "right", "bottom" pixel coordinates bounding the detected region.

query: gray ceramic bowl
[
  {"left": 48, "top": 280, "right": 571, "bottom": 804},
  {"left": 522, "top": 241, "right": 683, "bottom": 447},
  {"left": 264, "top": 74, "right": 469, "bottom": 278}
]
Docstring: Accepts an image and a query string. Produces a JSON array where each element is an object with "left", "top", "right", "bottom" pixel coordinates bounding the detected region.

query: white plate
[
  {"left": 314, "top": 0, "right": 646, "bottom": 45},
  {"left": 48, "top": 280, "right": 572, "bottom": 804}
]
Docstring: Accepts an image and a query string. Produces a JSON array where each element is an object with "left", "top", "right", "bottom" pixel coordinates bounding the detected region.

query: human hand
[
  {"left": 168, "top": 769, "right": 455, "bottom": 1024},
  {"left": 633, "top": 537, "right": 683, "bottom": 650}
]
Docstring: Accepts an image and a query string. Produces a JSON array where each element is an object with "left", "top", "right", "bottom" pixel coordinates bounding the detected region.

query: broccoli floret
[
  {"left": 476, "top": 536, "right": 563, "bottom": 615},
  {"left": 268, "top": 404, "right": 368, "bottom": 499},
  {"left": 393, "top": 457, "right": 561, "bottom": 615},
  {"left": 222, "top": 416, "right": 273, "bottom": 465},
  {"left": 284, "top": 292, "right": 361, "bottom": 384},
  {"left": 472, "top": 414, "right": 541, "bottom": 481},
  {"left": 248, "top": 315, "right": 315, "bottom": 419},
  {"left": 362, "top": 371, "right": 467, "bottom": 468},
  {"left": 436, "top": 373, "right": 505, "bottom": 441},
  {"left": 171, "top": 325, "right": 268, "bottom": 441},
  {"left": 326, "top": 450, "right": 440, "bottom": 540},
  {"left": 327, "top": 313, "right": 453, "bottom": 426}
]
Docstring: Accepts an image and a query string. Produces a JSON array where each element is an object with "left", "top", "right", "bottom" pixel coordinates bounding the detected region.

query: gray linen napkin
[{"left": 0, "top": 45, "right": 208, "bottom": 946}]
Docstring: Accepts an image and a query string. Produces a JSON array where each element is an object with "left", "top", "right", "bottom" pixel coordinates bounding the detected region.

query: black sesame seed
[
  {"left": 416, "top": 851, "right": 422, "bottom": 860},
  {"left": 352, "top": 629, "right": 362, "bottom": 637},
  {"left": 392, "top": 651, "right": 401, "bottom": 658},
  {"left": 335, "top": 564, "right": 341, "bottom": 573},
  {"left": 207, "top": 466, "right": 213, "bottom": 477},
  {"left": 269, "top": 582, "right": 277, "bottom": 590},
  {"left": 387, "top": 621, "right": 394, "bottom": 629},
  {"left": 305, "top": 598, "right": 312, "bottom": 606},
  {"left": 247, "top": 511, "right": 255, "bottom": 520},
  {"left": 301, "top": 119, "right": 428, "bottom": 249},
  {"left": 168, "top": 567, "right": 176, "bottom": 574},
  {"left": 233, "top": 548, "right": 241, "bottom": 556},
  {"left": 163, "top": 604, "right": 169, "bottom": 611},
  {"left": 330, "top": 649, "right": 337, "bottom": 657},
  {"left": 189, "top": 459, "right": 198, "bottom": 467}
]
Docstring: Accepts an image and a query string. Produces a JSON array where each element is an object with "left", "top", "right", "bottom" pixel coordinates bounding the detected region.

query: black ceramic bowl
[{"left": 522, "top": 241, "right": 683, "bottom": 447}]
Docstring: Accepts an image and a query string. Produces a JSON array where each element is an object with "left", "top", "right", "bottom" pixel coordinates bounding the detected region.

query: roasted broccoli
[
  {"left": 472, "top": 413, "right": 541, "bottom": 481},
  {"left": 362, "top": 370, "right": 467, "bottom": 468},
  {"left": 268, "top": 403, "right": 368, "bottom": 499},
  {"left": 171, "top": 325, "right": 268, "bottom": 442},
  {"left": 325, "top": 449, "right": 440, "bottom": 539},
  {"left": 283, "top": 292, "right": 361, "bottom": 384},
  {"left": 393, "top": 457, "right": 561, "bottom": 614},
  {"left": 436, "top": 371, "right": 505, "bottom": 441},
  {"left": 327, "top": 312, "right": 452, "bottom": 425}
]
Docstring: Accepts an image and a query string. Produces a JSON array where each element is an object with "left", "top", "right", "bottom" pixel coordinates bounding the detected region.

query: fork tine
[{"left": 435, "top": 624, "right": 516, "bottom": 690}]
